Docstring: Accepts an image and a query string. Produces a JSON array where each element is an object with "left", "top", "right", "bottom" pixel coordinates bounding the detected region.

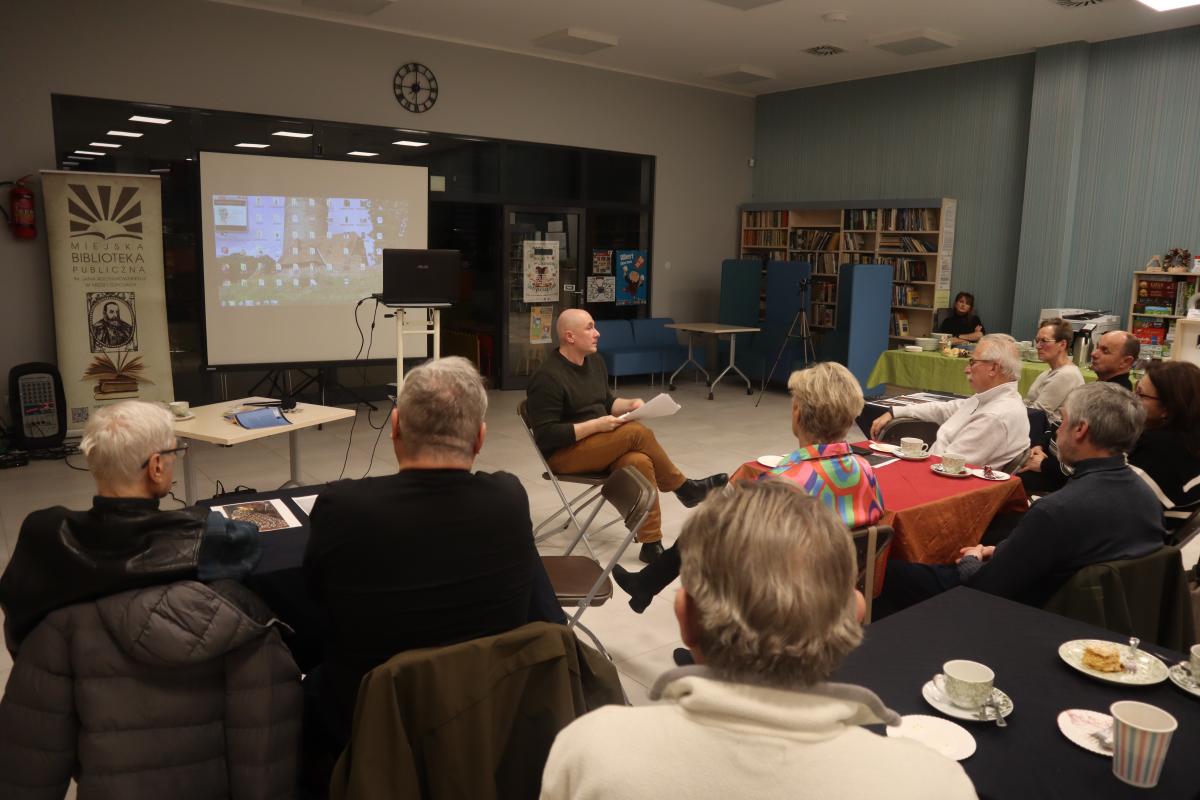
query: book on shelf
[
  {"left": 790, "top": 228, "right": 836, "bottom": 251},
  {"left": 844, "top": 209, "right": 878, "bottom": 231},
  {"left": 878, "top": 234, "right": 935, "bottom": 253},
  {"left": 891, "top": 311, "right": 910, "bottom": 336},
  {"left": 882, "top": 207, "right": 937, "bottom": 232},
  {"left": 743, "top": 210, "right": 789, "bottom": 228}
]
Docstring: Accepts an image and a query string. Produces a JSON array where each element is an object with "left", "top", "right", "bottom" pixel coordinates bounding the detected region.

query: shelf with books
[{"left": 1127, "top": 270, "right": 1199, "bottom": 357}]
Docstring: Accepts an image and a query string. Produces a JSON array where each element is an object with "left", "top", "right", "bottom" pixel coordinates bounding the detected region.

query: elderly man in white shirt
[{"left": 870, "top": 333, "right": 1029, "bottom": 469}]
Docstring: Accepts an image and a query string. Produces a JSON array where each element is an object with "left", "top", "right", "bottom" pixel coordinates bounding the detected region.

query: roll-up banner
[{"left": 41, "top": 171, "right": 175, "bottom": 431}]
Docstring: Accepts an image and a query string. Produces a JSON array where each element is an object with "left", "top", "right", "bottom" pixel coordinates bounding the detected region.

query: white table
[
  {"left": 173, "top": 396, "right": 356, "bottom": 504},
  {"left": 665, "top": 322, "right": 761, "bottom": 399}
]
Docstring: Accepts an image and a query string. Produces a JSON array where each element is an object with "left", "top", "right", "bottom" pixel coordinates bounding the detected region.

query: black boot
[
  {"left": 638, "top": 541, "right": 664, "bottom": 564},
  {"left": 674, "top": 473, "right": 729, "bottom": 508},
  {"left": 612, "top": 565, "right": 652, "bottom": 613}
]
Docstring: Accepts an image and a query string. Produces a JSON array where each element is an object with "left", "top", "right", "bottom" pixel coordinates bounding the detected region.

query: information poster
[
  {"left": 42, "top": 170, "right": 175, "bottom": 431},
  {"left": 523, "top": 239, "right": 559, "bottom": 303},
  {"left": 587, "top": 275, "right": 615, "bottom": 303},
  {"left": 615, "top": 249, "right": 648, "bottom": 306},
  {"left": 934, "top": 200, "right": 956, "bottom": 310},
  {"left": 592, "top": 249, "right": 612, "bottom": 274},
  {"left": 529, "top": 305, "right": 554, "bottom": 344}
]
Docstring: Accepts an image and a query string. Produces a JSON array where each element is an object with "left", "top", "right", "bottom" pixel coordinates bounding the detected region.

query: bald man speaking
[{"left": 526, "top": 309, "right": 727, "bottom": 563}]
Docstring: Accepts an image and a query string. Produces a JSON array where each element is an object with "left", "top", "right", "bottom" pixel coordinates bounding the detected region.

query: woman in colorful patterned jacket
[{"left": 613, "top": 362, "right": 884, "bottom": 612}]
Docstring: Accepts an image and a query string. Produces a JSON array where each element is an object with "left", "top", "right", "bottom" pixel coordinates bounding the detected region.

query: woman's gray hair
[
  {"left": 678, "top": 479, "right": 863, "bottom": 689},
  {"left": 396, "top": 356, "right": 488, "bottom": 459},
  {"left": 787, "top": 362, "right": 864, "bottom": 443},
  {"left": 80, "top": 400, "right": 175, "bottom": 485},
  {"left": 976, "top": 333, "right": 1020, "bottom": 380},
  {"left": 1061, "top": 381, "right": 1145, "bottom": 454}
]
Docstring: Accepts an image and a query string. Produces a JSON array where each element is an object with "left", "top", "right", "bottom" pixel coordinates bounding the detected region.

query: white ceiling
[{"left": 211, "top": 0, "right": 1200, "bottom": 95}]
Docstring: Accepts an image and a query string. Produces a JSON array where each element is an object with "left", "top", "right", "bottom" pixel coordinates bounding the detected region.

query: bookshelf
[
  {"left": 1127, "top": 270, "right": 1200, "bottom": 359},
  {"left": 738, "top": 199, "right": 956, "bottom": 339}
]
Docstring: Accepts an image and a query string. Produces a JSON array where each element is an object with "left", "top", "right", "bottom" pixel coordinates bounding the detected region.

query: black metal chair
[{"left": 876, "top": 417, "right": 940, "bottom": 447}]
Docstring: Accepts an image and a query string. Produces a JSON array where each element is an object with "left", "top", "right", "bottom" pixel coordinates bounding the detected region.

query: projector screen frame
[{"left": 196, "top": 150, "right": 430, "bottom": 369}]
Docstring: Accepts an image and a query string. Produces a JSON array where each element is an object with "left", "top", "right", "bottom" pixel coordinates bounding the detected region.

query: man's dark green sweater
[{"left": 526, "top": 352, "right": 616, "bottom": 457}]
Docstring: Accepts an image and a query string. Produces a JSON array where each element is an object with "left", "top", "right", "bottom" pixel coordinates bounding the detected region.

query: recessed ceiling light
[
  {"left": 71, "top": 155, "right": 94, "bottom": 161},
  {"left": 129, "top": 115, "right": 172, "bottom": 124},
  {"left": 347, "top": 151, "right": 379, "bottom": 157},
  {"left": 150, "top": 168, "right": 171, "bottom": 173},
  {"left": 1136, "top": 0, "right": 1200, "bottom": 8},
  {"left": 396, "top": 128, "right": 428, "bottom": 134},
  {"left": 107, "top": 130, "right": 143, "bottom": 138},
  {"left": 90, "top": 142, "right": 121, "bottom": 148},
  {"left": 272, "top": 131, "right": 314, "bottom": 138},
  {"left": 236, "top": 143, "right": 270, "bottom": 149},
  {"left": 393, "top": 140, "right": 428, "bottom": 147},
  {"left": 75, "top": 150, "right": 106, "bottom": 156}
]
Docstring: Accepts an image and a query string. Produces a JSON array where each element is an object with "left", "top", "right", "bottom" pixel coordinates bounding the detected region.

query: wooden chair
[{"left": 851, "top": 524, "right": 894, "bottom": 624}]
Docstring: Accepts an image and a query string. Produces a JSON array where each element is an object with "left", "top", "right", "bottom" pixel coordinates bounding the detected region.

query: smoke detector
[{"left": 805, "top": 45, "right": 846, "bottom": 56}]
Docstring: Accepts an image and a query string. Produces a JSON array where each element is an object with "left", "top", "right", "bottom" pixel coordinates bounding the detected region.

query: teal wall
[
  {"left": 756, "top": 25, "right": 1200, "bottom": 339},
  {"left": 754, "top": 56, "right": 1036, "bottom": 333}
]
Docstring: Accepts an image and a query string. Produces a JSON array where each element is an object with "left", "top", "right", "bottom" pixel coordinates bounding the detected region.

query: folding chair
[
  {"left": 517, "top": 400, "right": 620, "bottom": 553},
  {"left": 851, "top": 523, "right": 894, "bottom": 624},
  {"left": 1169, "top": 504, "right": 1200, "bottom": 548},
  {"left": 541, "top": 466, "right": 655, "bottom": 660}
]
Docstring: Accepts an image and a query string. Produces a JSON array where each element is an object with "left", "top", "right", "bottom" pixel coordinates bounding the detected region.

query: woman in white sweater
[
  {"left": 1025, "top": 317, "right": 1084, "bottom": 424},
  {"left": 540, "top": 481, "right": 977, "bottom": 800}
]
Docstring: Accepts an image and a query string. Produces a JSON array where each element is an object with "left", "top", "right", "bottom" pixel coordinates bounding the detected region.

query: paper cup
[{"left": 1111, "top": 700, "right": 1177, "bottom": 788}]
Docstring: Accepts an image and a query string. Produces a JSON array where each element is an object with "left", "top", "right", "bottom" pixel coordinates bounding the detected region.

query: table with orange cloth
[{"left": 730, "top": 447, "right": 1027, "bottom": 564}]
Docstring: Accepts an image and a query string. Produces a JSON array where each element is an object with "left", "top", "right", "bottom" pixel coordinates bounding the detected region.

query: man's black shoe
[
  {"left": 612, "top": 565, "right": 652, "bottom": 613},
  {"left": 674, "top": 473, "right": 729, "bottom": 508},
  {"left": 673, "top": 647, "right": 695, "bottom": 666},
  {"left": 639, "top": 541, "right": 665, "bottom": 564}
]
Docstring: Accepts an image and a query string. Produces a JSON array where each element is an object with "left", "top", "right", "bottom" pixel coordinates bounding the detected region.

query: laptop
[{"left": 377, "top": 249, "right": 461, "bottom": 306}]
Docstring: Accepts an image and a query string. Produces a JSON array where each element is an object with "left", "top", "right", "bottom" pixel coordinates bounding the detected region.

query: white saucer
[
  {"left": 869, "top": 441, "right": 900, "bottom": 455},
  {"left": 756, "top": 454, "right": 786, "bottom": 468},
  {"left": 930, "top": 463, "right": 970, "bottom": 479},
  {"left": 896, "top": 451, "right": 931, "bottom": 461},
  {"left": 967, "top": 467, "right": 1011, "bottom": 481},
  {"left": 886, "top": 714, "right": 976, "bottom": 761},
  {"left": 921, "top": 681, "right": 1013, "bottom": 722},
  {"left": 1057, "top": 709, "right": 1113, "bottom": 757},
  {"left": 172, "top": 413, "right": 196, "bottom": 422},
  {"left": 1168, "top": 663, "right": 1200, "bottom": 698}
]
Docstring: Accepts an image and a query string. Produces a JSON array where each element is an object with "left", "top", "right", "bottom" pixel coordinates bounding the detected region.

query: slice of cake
[{"left": 1082, "top": 642, "right": 1123, "bottom": 673}]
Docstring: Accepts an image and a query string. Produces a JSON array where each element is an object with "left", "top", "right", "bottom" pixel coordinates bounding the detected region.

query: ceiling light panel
[
  {"left": 129, "top": 115, "right": 172, "bottom": 124},
  {"left": 75, "top": 150, "right": 105, "bottom": 156},
  {"left": 272, "top": 131, "right": 314, "bottom": 138},
  {"left": 236, "top": 143, "right": 270, "bottom": 149},
  {"left": 1136, "top": 0, "right": 1200, "bottom": 9},
  {"left": 703, "top": 0, "right": 783, "bottom": 8},
  {"left": 107, "top": 130, "right": 143, "bottom": 138},
  {"left": 347, "top": 151, "right": 378, "bottom": 156},
  {"left": 394, "top": 140, "right": 428, "bottom": 147},
  {"left": 90, "top": 142, "right": 120, "bottom": 148},
  {"left": 533, "top": 27, "right": 619, "bottom": 54}
]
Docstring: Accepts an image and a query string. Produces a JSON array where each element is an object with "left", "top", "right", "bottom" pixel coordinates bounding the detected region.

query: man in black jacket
[
  {"left": 877, "top": 382, "right": 1165, "bottom": 615},
  {"left": 304, "top": 356, "right": 565, "bottom": 746},
  {"left": 0, "top": 400, "right": 261, "bottom": 654}
]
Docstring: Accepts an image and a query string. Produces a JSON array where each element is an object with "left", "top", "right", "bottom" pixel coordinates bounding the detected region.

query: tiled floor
[{"left": 3, "top": 374, "right": 1198, "bottom": 795}]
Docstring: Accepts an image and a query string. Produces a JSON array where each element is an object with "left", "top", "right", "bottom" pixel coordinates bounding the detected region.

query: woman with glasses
[
  {"left": 937, "top": 291, "right": 985, "bottom": 343},
  {"left": 1130, "top": 360, "right": 1200, "bottom": 531},
  {"left": 1024, "top": 317, "right": 1084, "bottom": 425}
]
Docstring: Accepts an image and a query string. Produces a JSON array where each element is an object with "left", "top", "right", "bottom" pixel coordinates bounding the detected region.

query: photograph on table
[{"left": 212, "top": 497, "right": 302, "bottom": 532}]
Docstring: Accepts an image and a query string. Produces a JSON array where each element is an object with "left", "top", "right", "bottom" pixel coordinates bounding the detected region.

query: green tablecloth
[{"left": 867, "top": 349, "right": 1098, "bottom": 396}]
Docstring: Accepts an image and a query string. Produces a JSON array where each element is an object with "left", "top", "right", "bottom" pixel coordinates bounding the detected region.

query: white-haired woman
[{"left": 543, "top": 480, "right": 976, "bottom": 800}]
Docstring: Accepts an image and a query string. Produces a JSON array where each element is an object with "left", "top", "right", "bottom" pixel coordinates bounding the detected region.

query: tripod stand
[{"left": 756, "top": 288, "right": 817, "bottom": 407}]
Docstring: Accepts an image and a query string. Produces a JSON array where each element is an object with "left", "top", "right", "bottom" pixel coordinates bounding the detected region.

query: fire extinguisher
[{"left": 0, "top": 175, "right": 36, "bottom": 240}]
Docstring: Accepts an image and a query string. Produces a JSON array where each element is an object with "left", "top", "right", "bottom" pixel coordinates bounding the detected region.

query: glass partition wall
[{"left": 50, "top": 94, "right": 653, "bottom": 393}]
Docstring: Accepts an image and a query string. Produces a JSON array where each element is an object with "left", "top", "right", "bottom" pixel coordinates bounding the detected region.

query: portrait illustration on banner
[{"left": 83, "top": 291, "right": 152, "bottom": 401}]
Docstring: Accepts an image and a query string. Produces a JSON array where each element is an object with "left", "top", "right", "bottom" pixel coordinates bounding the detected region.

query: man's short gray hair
[
  {"left": 1061, "top": 381, "right": 1145, "bottom": 454},
  {"left": 678, "top": 479, "right": 863, "bottom": 689},
  {"left": 396, "top": 356, "right": 487, "bottom": 459},
  {"left": 80, "top": 400, "right": 175, "bottom": 485},
  {"left": 976, "top": 333, "right": 1020, "bottom": 380}
]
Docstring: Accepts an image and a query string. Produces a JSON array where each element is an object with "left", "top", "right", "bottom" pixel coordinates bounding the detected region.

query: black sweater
[{"left": 526, "top": 351, "right": 616, "bottom": 456}]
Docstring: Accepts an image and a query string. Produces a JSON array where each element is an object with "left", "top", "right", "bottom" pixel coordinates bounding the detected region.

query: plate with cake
[{"left": 1058, "top": 639, "right": 1169, "bottom": 685}]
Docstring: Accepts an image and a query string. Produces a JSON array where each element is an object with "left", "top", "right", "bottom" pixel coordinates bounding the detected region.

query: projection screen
[{"left": 199, "top": 151, "right": 429, "bottom": 366}]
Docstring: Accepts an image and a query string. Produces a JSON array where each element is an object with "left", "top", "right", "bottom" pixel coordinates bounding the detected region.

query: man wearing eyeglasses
[
  {"left": 869, "top": 333, "right": 1029, "bottom": 469},
  {"left": 0, "top": 400, "right": 262, "bottom": 652},
  {"left": 1025, "top": 318, "right": 1085, "bottom": 425}
]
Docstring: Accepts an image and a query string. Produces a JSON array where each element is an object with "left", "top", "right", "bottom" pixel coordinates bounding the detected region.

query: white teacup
[
  {"left": 168, "top": 400, "right": 190, "bottom": 418},
  {"left": 934, "top": 659, "right": 994, "bottom": 709},
  {"left": 941, "top": 452, "right": 967, "bottom": 474},
  {"left": 899, "top": 437, "right": 929, "bottom": 458},
  {"left": 1190, "top": 644, "right": 1200, "bottom": 675}
]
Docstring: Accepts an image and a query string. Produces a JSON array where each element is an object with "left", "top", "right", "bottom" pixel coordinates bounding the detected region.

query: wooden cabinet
[{"left": 738, "top": 199, "right": 956, "bottom": 341}]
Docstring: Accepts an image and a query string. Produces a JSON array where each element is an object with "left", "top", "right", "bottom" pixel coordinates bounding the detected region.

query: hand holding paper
[{"left": 619, "top": 392, "right": 681, "bottom": 422}]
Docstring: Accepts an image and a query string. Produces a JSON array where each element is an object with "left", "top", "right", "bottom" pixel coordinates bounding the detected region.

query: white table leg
[
  {"left": 669, "top": 332, "right": 709, "bottom": 390},
  {"left": 182, "top": 441, "right": 197, "bottom": 505}
]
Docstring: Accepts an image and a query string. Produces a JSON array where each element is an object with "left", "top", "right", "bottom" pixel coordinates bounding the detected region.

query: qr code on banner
[{"left": 71, "top": 407, "right": 90, "bottom": 424}]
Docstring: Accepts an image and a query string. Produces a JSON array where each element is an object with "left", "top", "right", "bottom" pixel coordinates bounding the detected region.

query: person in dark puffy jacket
[{"left": 0, "top": 579, "right": 301, "bottom": 799}]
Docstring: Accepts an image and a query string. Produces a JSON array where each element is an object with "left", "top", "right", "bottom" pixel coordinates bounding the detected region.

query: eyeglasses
[
  {"left": 1034, "top": 338, "right": 1058, "bottom": 346},
  {"left": 141, "top": 442, "right": 189, "bottom": 469},
  {"left": 1134, "top": 389, "right": 1160, "bottom": 402},
  {"left": 967, "top": 358, "right": 995, "bottom": 368}
]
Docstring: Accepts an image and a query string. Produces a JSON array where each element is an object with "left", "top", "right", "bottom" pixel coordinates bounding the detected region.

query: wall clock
[{"left": 394, "top": 63, "right": 438, "bottom": 113}]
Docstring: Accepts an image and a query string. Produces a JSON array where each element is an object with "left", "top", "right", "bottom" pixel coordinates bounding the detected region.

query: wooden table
[
  {"left": 868, "top": 349, "right": 1098, "bottom": 396},
  {"left": 731, "top": 447, "right": 1027, "bottom": 564},
  {"left": 173, "top": 396, "right": 356, "bottom": 504},
  {"left": 665, "top": 322, "right": 760, "bottom": 399}
]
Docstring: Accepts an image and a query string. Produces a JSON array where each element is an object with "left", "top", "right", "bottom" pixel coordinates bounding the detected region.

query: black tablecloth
[{"left": 832, "top": 588, "right": 1200, "bottom": 800}]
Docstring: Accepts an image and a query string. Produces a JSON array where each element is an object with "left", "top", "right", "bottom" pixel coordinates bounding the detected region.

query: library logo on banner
[{"left": 67, "top": 183, "right": 144, "bottom": 240}]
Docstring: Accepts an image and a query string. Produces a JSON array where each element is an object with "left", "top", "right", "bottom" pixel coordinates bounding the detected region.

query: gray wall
[
  {"left": 0, "top": 0, "right": 754, "bottom": 409},
  {"left": 753, "top": 56, "right": 1036, "bottom": 334}
]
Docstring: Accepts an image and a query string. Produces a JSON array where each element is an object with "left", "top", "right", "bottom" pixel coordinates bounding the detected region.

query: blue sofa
[{"left": 596, "top": 317, "right": 689, "bottom": 387}]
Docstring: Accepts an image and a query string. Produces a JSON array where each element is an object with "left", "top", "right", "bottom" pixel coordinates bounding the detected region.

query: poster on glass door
[
  {"left": 587, "top": 276, "right": 615, "bottom": 303},
  {"left": 615, "top": 250, "right": 647, "bottom": 306},
  {"left": 523, "top": 239, "right": 559, "bottom": 303}
]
